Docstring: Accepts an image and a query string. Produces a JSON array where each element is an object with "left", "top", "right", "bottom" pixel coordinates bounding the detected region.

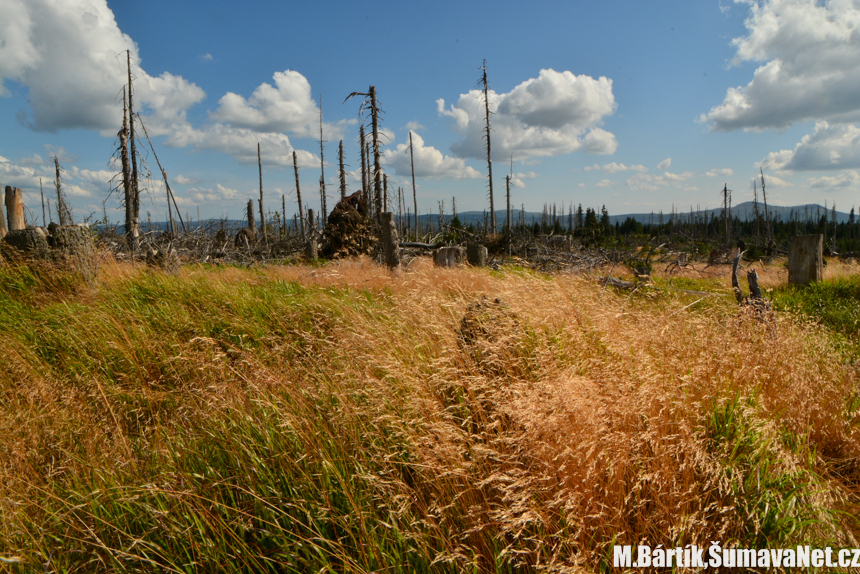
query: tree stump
[
  {"left": 465, "top": 243, "right": 488, "bottom": 267},
  {"left": 4, "top": 186, "right": 24, "bottom": 231},
  {"left": 434, "top": 246, "right": 463, "bottom": 267},
  {"left": 3, "top": 228, "right": 50, "bottom": 258},
  {"left": 379, "top": 212, "right": 400, "bottom": 270},
  {"left": 788, "top": 234, "right": 823, "bottom": 285}
]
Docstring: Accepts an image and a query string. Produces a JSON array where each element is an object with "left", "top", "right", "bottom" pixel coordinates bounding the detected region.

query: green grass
[{"left": 772, "top": 274, "right": 860, "bottom": 360}]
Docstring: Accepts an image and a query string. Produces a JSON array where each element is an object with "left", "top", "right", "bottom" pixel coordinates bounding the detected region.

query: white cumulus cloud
[
  {"left": 702, "top": 0, "right": 860, "bottom": 131},
  {"left": 602, "top": 162, "right": 648, "bottom": 173},
  {"left": 760, "top": 121, "right": 860, "bottom": 171},
  {"left": 657, "top": 157, "right": 671, "bottom": 170},
  {"left": 437, "top": 68, "right": 617, "bottom": 161},
  {"left": 627, "top": 171, "right": 693, "bottom": 191},
  {"left": 209, "top": 70, "right": 333, "bottom": 139},
  {"left": 807, "top": 170, "right": 860, "bottom": 189},
  {"left": 0, "top": 0, "right": 205, "bottom": 134},
  {"left": 383, "top": 131, "right": 481, "bottom": 179},
  {"left": 705, "top": 168, "right": 734, "bottom": 177}
]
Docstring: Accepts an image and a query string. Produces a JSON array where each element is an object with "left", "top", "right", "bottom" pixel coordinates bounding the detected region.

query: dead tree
[
  {"left": 40, "top": 178, "right": 46, "bottom": 227},
  {"left": 126, "top": 50, "right": 140, "bottom": 248},
  {"left": 752, "top": 179, "right": 761, "bottom": 245},
  {"left": 760, "top": 168, "right": 772, "bottom": 245},
  {"left": 479, "top": 60, "right": 496, "bottom": 233},
  {"left": 338, "top": 139, "right": 347, "bottom": 201},
  {"left": 722, "top": 183, "right": 731, "bottom": 247},
  {"left": 359, "top": 125, "right": 368, "bottom": 203},
  {"left": 383, "top": 173, "right": 388, "bottom": 213},
  {"left": 409, "top": 131, "right": 418, "bottom": 237},
  {"left": 345, "top": 86, "right": 383, "bottom": 221},
  {"left": 258, "top": 143, "right": 265, "bottom": 237},
  {"left": 293, "top": 151, "right": 305, "bottom": 239},
  {"left": 318, "top": 96, "right": 328, "bottom": 221},
  {"left": 137, "top": 118, "right": 187, "bottom": 234},
  {"left": 247, "top": 199, "right": 257, "bottom": 235},
  {"left": 54, "top": 157, "right": 72, "bottom": 225}
]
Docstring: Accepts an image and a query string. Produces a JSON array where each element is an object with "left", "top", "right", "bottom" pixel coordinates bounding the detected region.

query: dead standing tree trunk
[
  {"left": 137, "top": 117, "right": 187, "bottom": 234},
  {"left": 338, "top": 139, "right": 347, "bottom": 201},
  {"left": 54, "top": 157, "right": 71, "bottom": 226},
  {"left": 359, "top": 125, "right": 368, "bottom": 205},
  {"left": 318, "top": 95, "right": 328, "bottom": 223},
  {"left": 345, "top": 86, "right": 383, "bottom": 222},
  {"left": 409, "top": 131, "right": 418, "bottom": 238},
  {"left": 258, "top": 143, "right": 265, "bottom": 239},
  {"left": 480, "top": 60, "right": 496, "bottom": 233},
  {"left": 293, "top": 151, "right": 305, "bottom": 240},
  {"left": 126, "top": 50, "right": 140, "bottom": 250}
]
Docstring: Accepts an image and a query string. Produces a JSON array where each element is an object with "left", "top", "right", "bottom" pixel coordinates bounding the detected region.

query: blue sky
[{"left": 2, "top": 0, "right": 859, "bottom": 225}]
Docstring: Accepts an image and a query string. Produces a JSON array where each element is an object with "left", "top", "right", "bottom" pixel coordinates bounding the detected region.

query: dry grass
[{"left": 0, "top": 255, "right": 858, "bottom": 572}]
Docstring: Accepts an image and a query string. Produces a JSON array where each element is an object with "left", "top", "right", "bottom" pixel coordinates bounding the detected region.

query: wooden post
[
  {"left": 788, "top": 234, "right": 823, "bottom": 285},
  {"left": 5, "top": 187, "right": 25, "bottom": 231}
]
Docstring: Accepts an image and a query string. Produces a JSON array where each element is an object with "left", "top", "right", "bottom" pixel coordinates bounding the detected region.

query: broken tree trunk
[
  {"left": 434, "top": 246, "right": 463, "bottom": 268},
  {"left": 54, "top": 157, "right": 71, "bottom": 226},
  {"left": 258, "top": 143, "right": 265, "bottom": 238},
  {"left": 305, "top": 209, "right": 318, "bottom": 259},
  {"left": 293, "top": 151, "right": 305, "bottom": 240},
  {"left": 481, "top": 60, "right": 496, "bottom": 233},
  {"left": 0, "top": 184, "right": 7, "bottom": 239},
  {"left": 338, "top": 140, "right": 347, "bottom": 201},
  {"left": 747, "top": 269, "right": 763, "bottom": 299},
  {"left": 466, "top": 243, "right": 488, "bottom": 267},
  {"left": 731, "top": 250, "right": 746, "bottom": 304},
  {"left": 409, "top": 131, "right": 418, "bottom": 237},
  {"left": 788, "top": 234, "right": 823, "bottom": 285},
  {"left": 360, "top": 125, "right": 368, "bottom": 204},
  {"left": 127, "top": 50, "right": 140, "bottom": 249},
  {"left": 369, "top": 86, "right": 382, "bottom": 221},
  {"left": 5, "top": 187, "right": 24, "bottom": 231},
  {"left": 247, "top": 199, "right": 257, "bottom": 235},
  {"left": 380, "top": 212, "right": 400, "bottom": 270}
]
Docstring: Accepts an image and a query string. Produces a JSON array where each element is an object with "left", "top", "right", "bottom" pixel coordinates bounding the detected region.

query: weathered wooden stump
[
  {"left": 788, "top": 234, "right": 823, "bottom": 285},
  {"left": 465, "top": 243, "right": 488, "bottom": 267},
  {"left": 379, "top": 212, "right": 400, "bottom": 270},
  {"left": 3, "top": 228, "right": 50, "bottom": 257},
  {"left": 4, "top": 186, "right": 24, "bottom": 231},
  {"left": 434, "top": 246, "right": 463, "bottom": 268},
  {"left": 51, "top": 225, "right": 93, "bottom": 256}
]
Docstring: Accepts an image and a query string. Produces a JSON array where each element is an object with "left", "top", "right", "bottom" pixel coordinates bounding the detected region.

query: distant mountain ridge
[{"left": 452, "top": 201, "right": 855, "bottom": 227}]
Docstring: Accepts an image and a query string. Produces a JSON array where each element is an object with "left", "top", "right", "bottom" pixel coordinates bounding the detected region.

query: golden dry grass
[{"left": 0, "top": 255, "right": 858, "bottom": 572}]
